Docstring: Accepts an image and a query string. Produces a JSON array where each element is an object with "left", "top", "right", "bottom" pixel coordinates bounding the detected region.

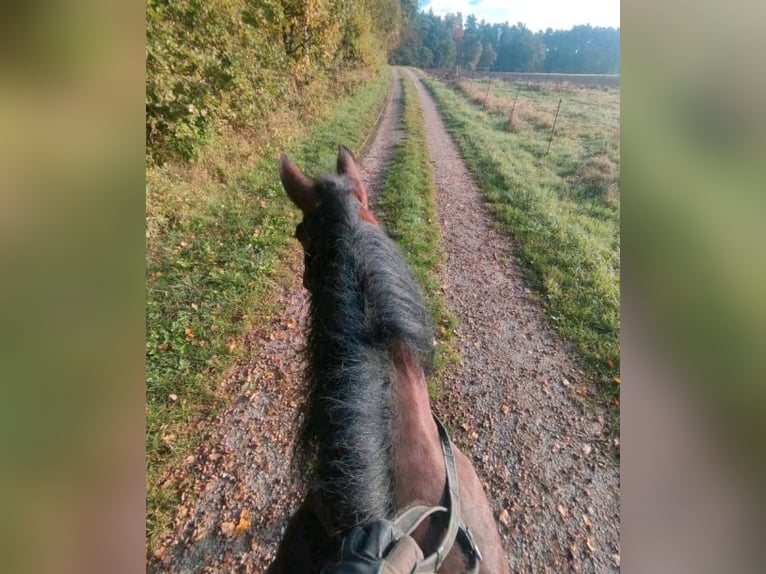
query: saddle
[{"left": 321, "top": 416, "right": 482, "bottom": 574}]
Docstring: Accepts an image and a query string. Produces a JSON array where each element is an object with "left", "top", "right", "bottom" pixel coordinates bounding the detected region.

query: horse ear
[
  {"left": 279, "top": 153, "right": 318, "bottom": 214},
  {"left": 336, "top": 145, "right": 369, "bottom": 208}
]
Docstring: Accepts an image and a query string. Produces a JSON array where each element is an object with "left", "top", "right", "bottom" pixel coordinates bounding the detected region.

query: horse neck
[{"left": 391, "top": 349, "right": 446, "bottom": 512}]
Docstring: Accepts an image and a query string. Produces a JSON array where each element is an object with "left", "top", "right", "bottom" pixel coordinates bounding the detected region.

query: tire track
[{"left": 402, "top": 67, "right": 620, "bottom": 573}]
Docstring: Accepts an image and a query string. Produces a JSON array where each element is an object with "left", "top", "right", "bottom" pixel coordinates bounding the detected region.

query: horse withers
[{"left": 268, "top": 146, "right": 509, "bottom": 573}]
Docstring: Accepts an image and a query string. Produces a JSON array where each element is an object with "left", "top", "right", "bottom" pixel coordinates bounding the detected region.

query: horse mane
[{"left": 295, "top": 174, "right": 434, "bottom": 531}]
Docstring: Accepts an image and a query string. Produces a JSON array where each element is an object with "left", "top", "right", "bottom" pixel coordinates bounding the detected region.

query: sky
[{"left": 419, "top": 0, "right": 620, "bottom": 32}]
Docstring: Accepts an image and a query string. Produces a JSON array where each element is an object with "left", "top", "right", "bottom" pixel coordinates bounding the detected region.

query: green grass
[
  {"left": 145, "top": 67, "right": 391, "bottom": 548},
  {"left": 422, "top": 75, "right": 620, "bottom": 411},
  {"left": 376, "top": 74, "right": 458, "bottom": 396}
]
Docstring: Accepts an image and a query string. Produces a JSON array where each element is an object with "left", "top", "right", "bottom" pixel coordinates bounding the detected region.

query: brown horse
[{"left": 268, "top": 146, "right": 509, "bottom": 573}]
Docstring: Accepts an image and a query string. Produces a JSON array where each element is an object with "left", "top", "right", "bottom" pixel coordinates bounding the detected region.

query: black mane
[{"left": 295, "top": 174, "right": 434, "bottom": 531}]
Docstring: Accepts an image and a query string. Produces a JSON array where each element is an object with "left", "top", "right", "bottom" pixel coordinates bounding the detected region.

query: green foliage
[
  {"left": 146, "top": 0, "right": 402, "bottom": 163},
  {"left": 389, "top": 11, "right": 456, "bottom": 68},
  {"left": 477, "top": 42, "right": 497, "bottom": 71}
]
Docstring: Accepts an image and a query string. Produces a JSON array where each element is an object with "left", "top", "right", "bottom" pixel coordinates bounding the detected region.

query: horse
[{"left": 268, "top": 146, "right": 510, "bottom": 573}]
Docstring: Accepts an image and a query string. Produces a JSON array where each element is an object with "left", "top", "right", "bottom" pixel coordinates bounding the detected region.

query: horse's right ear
[{"left": 279, "top": 153, "right": 318, "bottom": 214}]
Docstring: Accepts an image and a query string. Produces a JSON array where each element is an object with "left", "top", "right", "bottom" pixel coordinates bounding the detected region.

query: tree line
[{"left": 390, "top": 12, "right": 620, "bottom": 74}]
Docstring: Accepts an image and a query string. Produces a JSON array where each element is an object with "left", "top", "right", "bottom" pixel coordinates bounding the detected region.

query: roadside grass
[
  {"left": 145, "top": 67, "right": 391, "bottom": 548},
  {"left": 455, "top": 77, "right": 620, "bottom": 208},
  {"left": 422, "top": 75, "right": 620, "bottom": 415},
  {"left": 375, "top": 74, "right": 458, "bottom": 396}
]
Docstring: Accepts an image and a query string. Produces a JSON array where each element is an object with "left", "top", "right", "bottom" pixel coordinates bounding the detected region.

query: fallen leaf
[
  {"left": 235, "top": 509, "right": 251, "bottom": 537},
  {"left": 185, "top": 327, "right": 194, "bottom": 340},
  {"left": 613, "top": 377, "right": 620, "bottom": 384},
  {"left": 557, "top": 504, "right": 569, "bottom": 519},
  {"left": 612, "top": 554, "right": 620, "bottom": 567},
  {"left": 501, "top": 404, "right": 510, "bottom": 415},
  {"left": 582, "top": 444, "right": 592, "bottom": 456},
  {"left": 582, "top": 513, "right": 592, "bottom": 528},
  {"left": 498, "top": 508, "right": 511, "bottom": 527},
  {"left": 220, "top": 521, "right": 235, "bottom": 537},
  {"left": 586, "top": 537, "right": 596, "bottom": 553},
  {"left": 562, "top": 378, "right": 571, "bottom": 387}
]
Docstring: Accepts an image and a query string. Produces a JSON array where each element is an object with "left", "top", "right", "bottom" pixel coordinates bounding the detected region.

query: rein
[{"left": 322, "top": 415, "right": 482, "bottom": 574}]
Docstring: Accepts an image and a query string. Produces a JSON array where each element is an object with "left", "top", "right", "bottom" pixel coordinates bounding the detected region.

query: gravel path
[
  {"left": 403, "top": 68, "right": 620, "bottom": 573},
  {"left": 148, "top": 69, "right": 404, "bottom": 574},
  {"left": 148, "top": 67, "right": 620, "bottom": 573}
]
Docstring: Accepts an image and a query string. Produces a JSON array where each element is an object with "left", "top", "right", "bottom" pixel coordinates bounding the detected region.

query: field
[{"left": 422, "top": 73, "right": 621, "bottom": 405}]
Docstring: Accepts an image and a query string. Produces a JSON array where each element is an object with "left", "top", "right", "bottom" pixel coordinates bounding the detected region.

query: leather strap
[{"left": 388, "top": 414, "right": 482, "bottom": 573}]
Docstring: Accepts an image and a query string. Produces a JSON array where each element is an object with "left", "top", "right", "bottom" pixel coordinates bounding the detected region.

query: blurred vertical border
[
  {"left": 623, "top": 0, "right": 765, "bottom": 571},
  {"left": 0, "top": 1, "right": 144, "bottom": 573}
]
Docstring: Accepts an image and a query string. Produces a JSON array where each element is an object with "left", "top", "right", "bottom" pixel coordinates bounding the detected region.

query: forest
[{"left": 391, "top": 11, "right": 620, "bottom": 74}]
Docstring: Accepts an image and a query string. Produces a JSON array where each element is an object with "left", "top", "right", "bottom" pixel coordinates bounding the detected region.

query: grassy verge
[
  {"left": 421, "top": 75, "right": 620, "bottom": 413},
  {"left": 145, "top": 67, "right": 391, "bottom": 547},
  {"left": 375, "top": 73, "right": 458, "bottom": 395}
]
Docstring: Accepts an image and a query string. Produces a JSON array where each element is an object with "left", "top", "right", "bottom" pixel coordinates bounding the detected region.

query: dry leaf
[
  {"left": 501, "top": 404, "right": 510, "bottom": 415},
  {"left": 582, "top": 513, "right": 592, "bottom": 528},
  {"left": 586, "top": 537, "right": 596, "bottom": 553},
  {"left": 612, "top": 554, "right": 620, "bottom": 567},
  {"left": 557, "top": 504, "right": 569, "bottom": 519},
  {"left": 498, "top": 508, "right": 511, "bottom": 527},
  {"left": 220, "top": 521, "right": 235, "bottom": 537},
  {"left": 582, "top": 444, "right": 592, "bottom": 456},
  {"left": 235, "top": 509, "right": 251, "bottom": 537}
]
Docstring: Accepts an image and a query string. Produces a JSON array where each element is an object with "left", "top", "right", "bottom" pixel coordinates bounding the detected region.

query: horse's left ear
[{"left": 337, "top": 145, "right": 369, "bottom": 208}]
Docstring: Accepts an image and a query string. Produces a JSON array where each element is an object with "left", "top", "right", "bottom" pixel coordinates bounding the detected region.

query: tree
[
  {"left": 463, "top": 36, "right": 483, "bottom": 70},
  {"left": 477, "top": 41, "right": 496, "bottom": 71},
  {"left": 495, "top": 23, "right": 545, "bottom": 72}
]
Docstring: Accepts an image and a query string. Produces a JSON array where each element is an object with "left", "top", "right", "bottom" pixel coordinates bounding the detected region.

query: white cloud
[{"left": 421, "top": 0, "right": 620, "bottom": 32}]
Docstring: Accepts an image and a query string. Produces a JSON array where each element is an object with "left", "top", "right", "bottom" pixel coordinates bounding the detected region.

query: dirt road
[{"left": 148, "top": 67, "right": 619, "bottom": 573}]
